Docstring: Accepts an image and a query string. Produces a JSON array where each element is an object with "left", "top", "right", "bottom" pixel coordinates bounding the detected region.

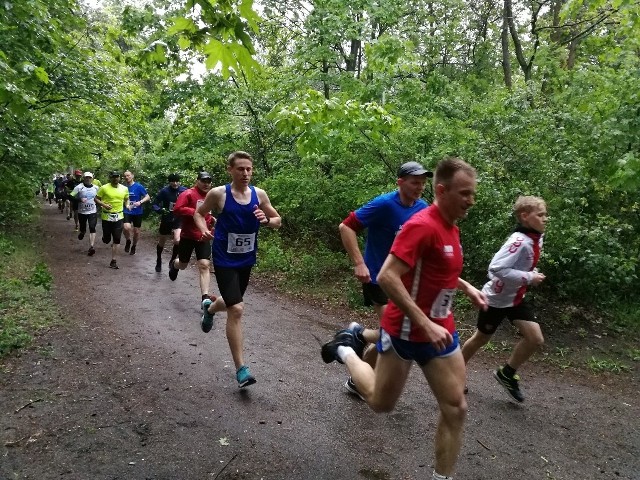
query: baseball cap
[
  {"left": 74, "top": 169, "right": 82, "bottom": 176},
  {"left": 197, "top": 171, "right": 212, "bottom": 180},
  {"left": 168, "top": 173, "right": 180, "bottom": 182},
  {"left": 397, "top": 161, "right": 432, "bottom": 178},
  {"left": 109, "top": 171, "right": 121, "bottom": 177},
  {"left": 83, "top": 172, "right": 94, "bottom": 178}
]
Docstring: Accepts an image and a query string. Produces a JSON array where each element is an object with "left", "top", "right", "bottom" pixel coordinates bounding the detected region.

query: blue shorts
[{"left": 377, "top": 328, "right": 460, "bottom": 366}]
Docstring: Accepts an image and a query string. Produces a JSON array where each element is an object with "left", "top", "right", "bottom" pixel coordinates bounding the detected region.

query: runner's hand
[
  {"left": 200, "top": 230, "right": 213, "bottom": 241},
  {"left": 354, "top": 263, "right": 371, "bottom": 283},
  {"left": 421, "top": 320, "right": 453, "bottom": 351}
]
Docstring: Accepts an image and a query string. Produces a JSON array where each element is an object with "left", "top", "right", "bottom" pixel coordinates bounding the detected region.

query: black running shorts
[
  {"left": 214, "top": 266, "right": 252, "bottom": 308},
  {"left": 476, "top": 300, "right": 537, "bottom": 335},
  {"left": 362, "top": 282, "right": 388, "bottom": 307}
]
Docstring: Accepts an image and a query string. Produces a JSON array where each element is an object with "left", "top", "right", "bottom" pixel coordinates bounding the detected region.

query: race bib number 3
[
  {"left": 227, "top": 233, "right": 256, "bottom": 254},
  {"left": 107, "top": 212, "right": 120, "bottom": 222},
  {"left": 430, "top": 288, "right": 456, "bottom": 319}
]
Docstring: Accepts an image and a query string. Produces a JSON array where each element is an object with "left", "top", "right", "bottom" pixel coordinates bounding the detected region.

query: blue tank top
[{"left": 212, "top": 184, "right": 261, "bottom": 268}]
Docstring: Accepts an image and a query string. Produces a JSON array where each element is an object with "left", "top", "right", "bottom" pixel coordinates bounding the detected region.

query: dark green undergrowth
[
  {"left": 0, "top": 220, "right": 61, "bottom": 359},
  {"left": 256, "top": 235, "right": 639, "bottom": 376}
]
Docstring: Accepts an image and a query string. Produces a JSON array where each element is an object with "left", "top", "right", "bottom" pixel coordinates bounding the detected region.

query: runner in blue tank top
[{"left": 194, "top": 151, "right": 282, "bottom": 388}]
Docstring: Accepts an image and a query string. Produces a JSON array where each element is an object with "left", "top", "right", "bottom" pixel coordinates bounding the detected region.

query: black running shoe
[
  {"left": 493, "top": 368, "right": 524, "bottom": 402},
  {"left": 155, "top": 259, "right": 162, "bottom": 272},
  {"left": 129, "top": 244, "right": 136, "bottom": 255},
  {"left": 88, "top": 247, "right": 95, "bottom": 256},
  {"left": 344, "top": 376, "right": 365, "bottom": 401},
  {"left": 168, "top": 259, "right": 179, "bottom": 281},
  {"left": 109, "top": 259, "right": 119, "bottom": 270},
  {"left": 347, "top": 322, "right": 367, "bottom": 357},
  {"left": 78, "top": 232, "right": 85, "bottom": 240},
  {"left": 124, "top": 240, "right": 131, "bottom": 253},
  {"left": 321, "top": 327, "right": 364, "bottom": 364}
]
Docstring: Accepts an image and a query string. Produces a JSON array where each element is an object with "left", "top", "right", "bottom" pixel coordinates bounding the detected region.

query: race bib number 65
[
  {"left": 227, "top": 233, "right": 256, "bottom": 254},
  {"left": 430, "top": 288, "right": 456, "bottom": 319}
]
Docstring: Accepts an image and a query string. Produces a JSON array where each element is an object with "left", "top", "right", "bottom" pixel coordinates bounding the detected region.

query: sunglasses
[{"left": 199, "top": 178, "right": 212, "bottom": 183}]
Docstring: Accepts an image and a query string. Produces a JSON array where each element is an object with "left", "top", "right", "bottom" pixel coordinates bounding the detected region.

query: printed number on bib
[
  {"left": 227, "top": 233, "right": 256, "bottom": 254},
  {"left": 430, "top": 289, "right": 456, "bottom": 319},
  {"left": 80, "top": 202, "right": 93, "bottom": 213},
  {"left": 107, "top": 212, "right": 120, "bottom": 222}
]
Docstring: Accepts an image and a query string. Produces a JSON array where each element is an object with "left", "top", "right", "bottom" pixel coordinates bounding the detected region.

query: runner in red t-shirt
[{"left": 322, "top": 157, "right": 488, "bottom": 480}]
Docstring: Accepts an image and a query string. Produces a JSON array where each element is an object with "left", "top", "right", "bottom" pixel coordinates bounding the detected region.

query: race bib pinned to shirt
[
  {"left": 227, "top": 233, "right": 256, "bottom": 254},
  {"left": 107, "top": 212, "right": 120, "bottom": 222},
  {"left": 430, "top": 288, "right": 456, "bottom": 319}
]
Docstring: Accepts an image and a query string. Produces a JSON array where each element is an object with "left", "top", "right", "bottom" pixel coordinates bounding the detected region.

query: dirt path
[{"left": 1, "top": 206, "right": 638, "bottom": 480}]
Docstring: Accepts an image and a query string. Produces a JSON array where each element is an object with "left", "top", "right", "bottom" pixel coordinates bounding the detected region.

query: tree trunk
[{"left": 501, "top": 4, "right": 512, "bottom": 89}]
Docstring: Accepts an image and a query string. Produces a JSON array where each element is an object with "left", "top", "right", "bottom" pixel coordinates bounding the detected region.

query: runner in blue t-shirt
[
  {"left": 337, "top": 161, "right": 430, "bottom": 400},
  {"left": 122, "top": 170, "right": 150, "bottom": 255},
  {"left": 194, "top": 151, "right": 282, "bottom": 388}
]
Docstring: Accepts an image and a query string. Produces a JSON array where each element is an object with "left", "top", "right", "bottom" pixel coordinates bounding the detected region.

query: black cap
[
  {"left": 168, "top": 173, "right": 180, "bottom": 182},
  {"left": 109, "top": 171, "right": 121, "bottom": 177},
  {"left": 197, "top": 171, "right": 212, "bottom": 180},
  {"left": 397, "top": 161, "right": 432, "bottom": 178}
]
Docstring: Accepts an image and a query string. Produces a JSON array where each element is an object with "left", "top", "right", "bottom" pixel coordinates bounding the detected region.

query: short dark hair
[
  {"left": 433, "top": 157, "right": 476, "bottom": 186},
  {"left": 227, "top": 151, "right": 253, "bottom": 167}
]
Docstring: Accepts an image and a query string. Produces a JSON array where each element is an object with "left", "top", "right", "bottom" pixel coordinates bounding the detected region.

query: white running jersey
[{"left": 481, "top": 231, "right": 543, "bottom": 308}]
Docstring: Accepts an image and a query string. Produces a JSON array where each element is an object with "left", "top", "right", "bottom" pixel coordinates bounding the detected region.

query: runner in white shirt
[{"left": 70, "top": 172, "right": 100, "bottom": 256}]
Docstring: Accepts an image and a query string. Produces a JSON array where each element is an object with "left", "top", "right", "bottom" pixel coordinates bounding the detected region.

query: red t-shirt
[
  {"left": 381, "top": 204, "right": 463, "bottom": 342},
  {"left": 172, "top": 186, "right": 213, "bottom": 240}
]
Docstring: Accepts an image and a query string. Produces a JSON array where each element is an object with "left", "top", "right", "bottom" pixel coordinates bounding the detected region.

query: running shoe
[
  {"left": 129, "top": 244, "right": 136, "bottom": 255},
  {"left": 109, "top": 259, "right": 119, "bottom": 270},
  {"left": 200, "top": 298, "right": 215, "bottom": 333},
  {"left": 344, "top": 377, "right": 365, "bottom": 401},
  {"left": 74, "top": 226, "right": 79, "bottom": 232},
  {"left": 236, "top": 365, "right": 256, "bottom": 388},
  {"left": 347, "top": 322, "right": 367, "bottom": 357},
  {"left": 66, "top": 215, "right": 71, "bottom": 220},
  {"left": 493, "top": 367, "right": 524, "bottom": 402},
  {"left": 155, "top": 259, "right": 162, "bottom": 272},
  {"left": 321, "top": 327, "right": 364, "bottom": 364},
  {"left": 78, "top": 232, "right": 85, "bottom": 240},
  {"left": 124, "top": 240, "right": 131, "bottom": 253},
  {"left": 168, "top": 259, "right": 179, "bottom": 280},
  {"left": 88, "top": 246, "right": 95, "bottom": 256}
]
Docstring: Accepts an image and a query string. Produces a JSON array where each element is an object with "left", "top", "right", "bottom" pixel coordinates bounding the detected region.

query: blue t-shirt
[
  {"left": 212, "top": 184, "right": 261, "bottom": 268},
  {"left": 355, "top": 190, "right": 428, "bottom": 284},
  {"left": 125, "top": 182, "right": 148, "bottom": 215}
]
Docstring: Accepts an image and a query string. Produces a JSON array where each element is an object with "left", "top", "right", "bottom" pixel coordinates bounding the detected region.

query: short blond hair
[
  {"left": 227, "top": 151, "right": 253, "bottom": 167},
  {"left": 514, "top": 196, "right": 546, "bottom": 219}
]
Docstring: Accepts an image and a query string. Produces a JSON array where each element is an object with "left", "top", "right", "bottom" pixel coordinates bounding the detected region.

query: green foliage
[
  {"left": 30, "top": 262, "right": 53, "bottom": 291},
  {"left": 0, "top": 233, "right": 60, "bottom": 357},
  {"left": 586, "top": 356, "right": 631, "bottom": 374}
]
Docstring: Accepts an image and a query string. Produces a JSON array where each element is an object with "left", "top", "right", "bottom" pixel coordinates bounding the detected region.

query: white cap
[{"left": 83, "top": 172, "right": 94, "bottom": 178}]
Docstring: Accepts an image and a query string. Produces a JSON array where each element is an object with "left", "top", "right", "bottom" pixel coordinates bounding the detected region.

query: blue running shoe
[
  {"left": 200, "top": 298, "right": 215, "bottom": 333},
  {"left": 236, "top": 365, "right": 256, "bottom": 388}
]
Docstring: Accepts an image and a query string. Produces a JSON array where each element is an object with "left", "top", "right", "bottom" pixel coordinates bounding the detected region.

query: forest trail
[{"left": 0, "top": 205, "right": 638, "bottom": 480}]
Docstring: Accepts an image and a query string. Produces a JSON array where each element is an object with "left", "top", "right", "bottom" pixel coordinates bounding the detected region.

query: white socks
[{"left": 336, "top": 346, "right": 355, "bottom": 363}]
